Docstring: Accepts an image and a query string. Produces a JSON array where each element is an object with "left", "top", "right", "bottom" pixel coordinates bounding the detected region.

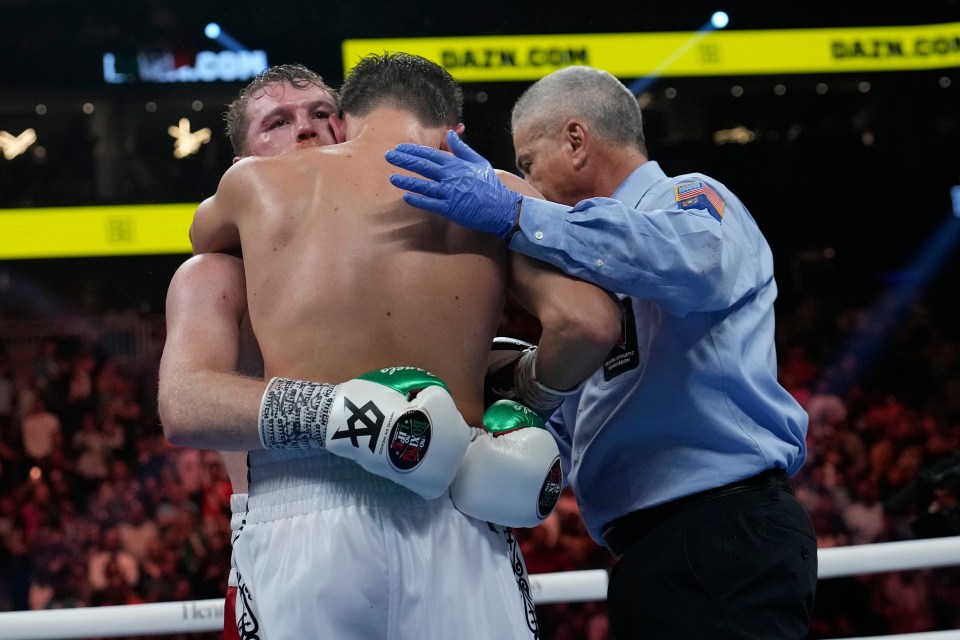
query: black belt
[{"left": 601, "top": 468, "right": 792, "bottom": 560}]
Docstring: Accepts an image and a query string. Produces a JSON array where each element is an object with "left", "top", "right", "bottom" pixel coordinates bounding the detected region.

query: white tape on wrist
[
  {"left": 514, "top": 349, "right": 581, "bottom": 414},
  {"left": 258, "top": 377, "right": 339, "bottom": 449}
]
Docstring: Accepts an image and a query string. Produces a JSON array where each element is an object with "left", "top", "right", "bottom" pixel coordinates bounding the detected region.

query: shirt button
[
  {"left": 595, "top": 259, "right": 604, "bottom": 267},
  {"left": 534, "top": 230, "right": 544, "bottom": 240}
]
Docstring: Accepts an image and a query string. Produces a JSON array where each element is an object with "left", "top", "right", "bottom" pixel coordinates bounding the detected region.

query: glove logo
[
  {"left": 537, "top": 457, "right": 563, "bottom": 520},
  {"left": 387, "top": 409, "right": 432, "bottom": 471},
  {"left": 331, "top": 398, "right": 385, "bottom": 452}
]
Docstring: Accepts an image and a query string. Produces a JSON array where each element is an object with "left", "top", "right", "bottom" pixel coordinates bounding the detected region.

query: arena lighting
[
  {"left": 168, "top": 118, "right": 211, "bottom": 159},
  {"left": 711, "top": 11, "right": 729, "bottom": 29},
  {"left": 821, "top": 200, "right": 960, "bottom": 395},
  {"left": 628, "top": 13, "right": 729, "bottom": 95},
  {"left": 712, "top": 125, "right": 755, "bottom": 145},
  {"left": 204, "top": 22, "right": 248, "bottom": 53},
  {"left": 0, "top": 128, "right": 37, "bottom": 160}
]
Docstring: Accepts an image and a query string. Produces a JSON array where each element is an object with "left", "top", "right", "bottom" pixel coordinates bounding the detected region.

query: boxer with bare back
[
  {"left": 187, "top": 52, "right": 621, "bottom": 639},
  {"left": 158, "top": 63, "right": 340, "bottom": 640}
]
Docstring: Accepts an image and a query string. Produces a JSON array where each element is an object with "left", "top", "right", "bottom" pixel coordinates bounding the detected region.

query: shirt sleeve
[{"left": 509, "top": 194, "right": 755, "bottom": 317}]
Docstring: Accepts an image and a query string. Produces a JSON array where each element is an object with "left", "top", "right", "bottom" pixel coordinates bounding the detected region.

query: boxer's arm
[
  {"left": 189, "top": 159, "right": 254, "bottom": 255},
  {"left": 158, "top": 253, "right": 267, "bottom": 451},
  {"left": 159, "top": 255, "right": 471, "bottom": 497},
  {"left": 502, "top": 174, "right": 623, "bottom": 393},
  {"left": 189, "top": 197, "right": 236, "bottom": 255},
  {"left": 510, "top": 255, "right": 621, "bottom": 391}
]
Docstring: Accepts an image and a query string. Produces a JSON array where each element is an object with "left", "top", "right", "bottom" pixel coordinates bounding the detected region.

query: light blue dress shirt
[{"left": 509, "top": 161, "right": 808, "bottom": 543}]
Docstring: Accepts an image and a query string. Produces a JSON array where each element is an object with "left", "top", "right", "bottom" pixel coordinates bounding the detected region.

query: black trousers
[{"left": 606, "top": 471, "right": 817, "bottom": 639}]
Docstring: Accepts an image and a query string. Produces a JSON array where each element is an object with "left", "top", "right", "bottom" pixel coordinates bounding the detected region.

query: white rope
[
  {"left": 528, "top": 569, "right": 608, "bottom": 605},
  {"left": 825, "top": 633, "right": 960, "bottom": 640},
  {"left": 0, "top": 537, "right": 958, "bottom": 639},
  {"left": 0, "top": 571, "right": 610, "bottom": 640},
  {"left": 0, "top": 600, "right": 224, "bottom": 639},
  {"left": 817, "top": 536, "right": 960, "bottom": 579}
]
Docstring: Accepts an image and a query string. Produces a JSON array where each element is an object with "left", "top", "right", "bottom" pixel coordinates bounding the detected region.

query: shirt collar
[{"left": 610, "top": 160, "right": 667, "bottom": 207}]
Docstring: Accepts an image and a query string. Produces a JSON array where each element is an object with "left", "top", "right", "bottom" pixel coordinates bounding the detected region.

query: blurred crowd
[{"left": 0, "top": 292, "right": 958, "bottom": 639}]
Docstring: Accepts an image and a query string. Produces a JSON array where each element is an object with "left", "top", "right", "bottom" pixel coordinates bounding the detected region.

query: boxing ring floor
[{"left": 1, "top": 535, "right": 959, "bottom": 639}]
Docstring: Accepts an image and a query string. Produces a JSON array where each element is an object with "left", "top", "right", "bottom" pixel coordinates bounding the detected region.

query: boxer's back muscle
[{"left": 237, "top": 141, "right": 507, "bottom": 427}]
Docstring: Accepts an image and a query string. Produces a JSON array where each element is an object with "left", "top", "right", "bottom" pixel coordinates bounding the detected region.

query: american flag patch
[{"left": 675, "top": 181, "right": 725, "bottom": 221}]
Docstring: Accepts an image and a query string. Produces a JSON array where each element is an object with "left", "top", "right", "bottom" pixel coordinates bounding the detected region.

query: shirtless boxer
[
  {"left": 183, "top": 52, "right": 621, "bottom": 639},
  {"left": 158, "top": 64, "right": 339, "bottom": 638}
]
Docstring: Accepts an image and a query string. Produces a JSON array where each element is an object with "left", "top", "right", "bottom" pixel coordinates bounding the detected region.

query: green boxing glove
[{"left": 450, "top": 399, "right": 563, "bottom": 528}]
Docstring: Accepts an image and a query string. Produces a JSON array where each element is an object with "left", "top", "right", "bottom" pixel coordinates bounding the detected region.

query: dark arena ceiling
[{"left": 0, "top": 0, "right": 958, "bottom": 316}]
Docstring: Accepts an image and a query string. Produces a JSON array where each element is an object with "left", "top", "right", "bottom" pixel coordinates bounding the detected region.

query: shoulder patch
[{"left": 675, "top": 181, "right": 725, "bottom": 221}]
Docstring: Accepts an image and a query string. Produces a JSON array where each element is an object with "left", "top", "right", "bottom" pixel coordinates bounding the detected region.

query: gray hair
[{"left": 510, "top": 66, "right": 647, "bottom": 155}]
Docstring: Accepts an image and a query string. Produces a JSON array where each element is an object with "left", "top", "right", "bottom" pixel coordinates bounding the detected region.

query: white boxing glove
[
  {"left": 258, "top": 367, "right": 472, "bottom": 500},
  {"left": 450, "top": 399, "right": 563, "bottom": 528}
]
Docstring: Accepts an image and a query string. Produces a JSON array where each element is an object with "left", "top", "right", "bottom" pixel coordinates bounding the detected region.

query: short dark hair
[
  {"left": 224, "top": 64, "right": 337, "bottom": 156},
  {"left": 339, "top": 52, "right": 462, "bottom": 128}
]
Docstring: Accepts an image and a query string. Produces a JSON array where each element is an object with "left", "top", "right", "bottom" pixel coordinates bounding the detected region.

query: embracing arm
[
  {"left": 509, "top": 253, "right": 622, "bottom": 392},
  {"left": 387, "top": 132, "right": 745, "bottom": 316},
  {"left": 501, "top": 172, "right": 622, "bottom": 393},
  {"left": 158, "top": 255, "right": 475, "bottom": 499},
  {"left": 158, "top": 253, "right": 266, "bottom": 451},
  {"left": 508, "top": 194, "right": 741, "bottom": 315},
  {"left": 188, "top": 159, "right": 256, "bottom": 255}
]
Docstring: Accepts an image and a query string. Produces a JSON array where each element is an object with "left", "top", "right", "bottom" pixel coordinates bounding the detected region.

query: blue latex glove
[{"left": 386, "top": 130, "right": 522, "bottom": 239}]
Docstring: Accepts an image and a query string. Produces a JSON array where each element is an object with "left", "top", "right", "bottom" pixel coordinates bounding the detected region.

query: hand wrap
[{"left": 258, "top": 368, "right": 473, "bottom": 499}]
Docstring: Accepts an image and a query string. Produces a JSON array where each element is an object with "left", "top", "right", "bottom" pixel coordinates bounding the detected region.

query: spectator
[
  {"left": 87, "top": 527, "right": 139, "bottom": 592},
  {"left": 1, "top": 283, "right": 960, "bottom": 639},
  {"left": 839, "top": 480, "right": 887, "bottom": 545},
  {"left": 19, "top": 396, "right": 61, "bottom": 465},
  {"left": 72, "top": 411, "right": 111, "bottom": 489},
  {"left": 116, "top": 500, "right": 158, "bottom": 565},
  {"left": 0, "top": 358, "right": 14, "bottom": 431}
]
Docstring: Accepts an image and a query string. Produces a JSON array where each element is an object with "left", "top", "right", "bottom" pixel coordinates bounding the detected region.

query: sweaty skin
[
  {"left": 192, "top": 110, "right": 511, "bottom": 427},
  {"left": 161, "top": 77, "right": 339, "bottom": 490},
  {"left": 161, "top": 252, "right": 262, "bottom": 490}
]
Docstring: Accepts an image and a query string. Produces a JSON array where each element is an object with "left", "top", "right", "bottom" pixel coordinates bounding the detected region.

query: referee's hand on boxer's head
[{"left": 387, "top": 131, "right": 521, "bottom": 239}]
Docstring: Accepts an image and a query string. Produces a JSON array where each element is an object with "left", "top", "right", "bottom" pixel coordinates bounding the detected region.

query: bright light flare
[
  {"left": 203, "top": 22, "right": 246, "bottom": 52},
  {"left": 168, "top": 118, "right": 211, "bottom": 159},
  {"left": 0, "top": 128, "right": 37, "bottom": 160}
]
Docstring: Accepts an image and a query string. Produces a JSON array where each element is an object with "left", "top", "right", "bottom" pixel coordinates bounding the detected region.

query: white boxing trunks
[
  {"left": 233, "top": 449, "right": 540, "bottom": 640},
  {"left": 226, "top": 492, "right": 248, "bottom": 640}
]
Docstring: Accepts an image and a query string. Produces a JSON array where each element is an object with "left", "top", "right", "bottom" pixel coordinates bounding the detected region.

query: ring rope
[
  {"left": 825, "top": 633, "right": 960, "bottom": 640},
  {"left": 0, "top": 537, "right": 957, "bottom": 640}
]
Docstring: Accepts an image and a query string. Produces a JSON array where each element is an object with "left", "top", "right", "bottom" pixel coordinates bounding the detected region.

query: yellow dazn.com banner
[
  {"left": 342, "top": 21, "right": 960, "bottom": 82},
  {"left": 1, "top": 24, "right": 957, "bottom": 260},
  {"left": 0, "top": 204, "right": 196, "bottom": 259}
]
